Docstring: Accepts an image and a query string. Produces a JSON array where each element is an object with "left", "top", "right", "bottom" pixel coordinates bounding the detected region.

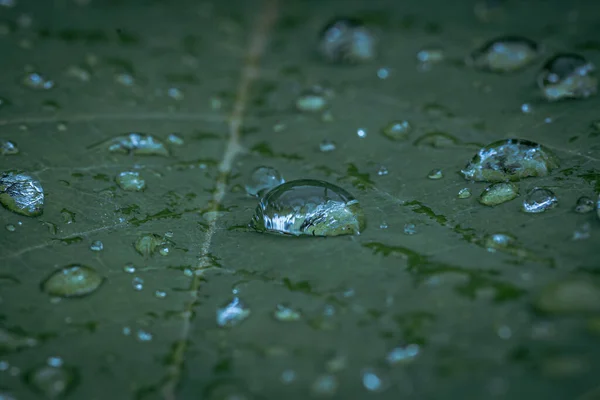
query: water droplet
[
  {"left": 122, "top": 326, "right": 131, "bottom": 336},
  {"left": 295, "top": 86, "right": 331, "bottom": 112},
  {"left": 167, "top": 133, "right": 184, "bottom": 145},
  {"left": 251, "top": 179, "right": 366, "bottom": 237},
  {"left": 458, "top": 188, "right": 472, "bottom": 199},
  {"left": 479, "top": 182, "right": 519, "bottom": 206},
  {"left": 245, "top": 166, "right": 285, "bottom": 197},
  {"left": 356, "top": 128, "right": 367, "bottom": 138},
  {"left": 46, "top": 357, "right": 63, "bottom": 368},
  {"left": 115, "top": 73, "right": 135, "bottom": 86},
  {"left": 0, "top": 171, "right": 44, "bottom": 217},
  {"left": 154, "top": 290, "right": 167, "bottom": 299},
  {"left": 403, "top": 223, "right": 417, "bottom": 235},
  {"left": 417, "top": 47, "right": 445, "bottom": 64},
  {"left": 217, "top": 297, "right": 250, "bottom": 327},
  {"left": 272, "top": 303, "right": 302, "bottom": 321},
  {"left": 21, "top": 72, "right": 55, "bottom": 90},
  {"left": 24, "top": 364, "right": 77, "bottom": 398},
  {"left": 537, "top": 53, "right": 597, "bottom": 101},
  {"left": 386, "top": 344, "right": 420, "bottom": 364},
  {"left": 311, "top": 374, "right": 338, "bottom": 396},
  {"left": 99, "top": 133, "right": 169, "bottom": 156},
  {"left": 319, "top": 139, "right": 336, "bottom": 152},
  {"left": 158, "top": 246, "right": 169, "bottom": 256},
  {"left": 379, "top": 222, "right": 388, "bottom": 229},
  {"left": 5, "top": 224, "right": 16, "bottom": 232},
  {"left": 427, "top": 169, "right": 443, "bottom": 179},
  {"left": 167, "top": 87, "right": 184, "bottom": 100},
  {"left": 65, "top": 65, "right": 91, "bottom": 82},
  {"left": 0, "top": 140, "right": 19, "bottom": 155},
  {"left": 522, "top": 187, "right": 558, "bottom": 213},
  {"left": 280, "top": 369, "right": 296, "bottom": 384},
  {"left": 361, "top": 367, "right": 389, "bottom": 392},
  {"left": 115, "top": 171, "right": 146, "bottom": 191},
  {"left": 467, "top": 36, "right": 541, "bottom": 73},
  {"left": 381, "top": 120, "right": 412, "bottom": 141},
  {"left": 318, "top": 18, "right": 377, "bottom": 64},
  {"left": 497, "top": 325, "right": 512, "bottom": 339},
  {"left": 376, "top": 165, "right": 388, "bottom": 176},
  {"left": 535, "top": 279, "right": 600, "bottom": 314},
  {"left": 41, "top": 265, "right": 104, "bottom": 298},
  {"left": 134, "top": 233, "right": 168, "bottom": 257},
  {"left": 89, "top": 240, "right": 103, "bottom": 252},
  {"left": 132, "top": 277, "right": 144, "bottom": 291},
  {"left": 520, "top": 103, "right": 533, "bottom": 113},
  {"left": 461, "top": 139, "right": 559, "bottom": 182},
  {"left": 377, "top": 67, "right": 390, "bottom": 79},
  {"left": 123, "top": 264, "right": 136, "bottom": 274},
  {"left": 574, "top": 196, "right": 595, "bottom": 213},
  {"left": 136, "top": 330, "right": 153, "bottom": 342}
]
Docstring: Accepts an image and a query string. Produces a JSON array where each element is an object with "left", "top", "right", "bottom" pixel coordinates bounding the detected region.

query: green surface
[{"left": 1, "top": 0, "right": 600, "bottom": 399}]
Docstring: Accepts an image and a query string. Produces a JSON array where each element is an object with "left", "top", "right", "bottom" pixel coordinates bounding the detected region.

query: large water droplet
[
  {"left": 467, "top": 36, "right": 541, "bottom": 73},
  {"left": 0, "top": 171, "right": 44, "bottom": 217},
  {"left": 522, "top": 187, "right": 558, "bottom": 213},
  {"left": 537, "top": 53, "right": 597, "bottom": 101},
  {"left": 41, "top": 265, "right": 104, "bottom": 298},
  {"left": 461, "top": 139, "right": 559, "bottom": 182},
  {"left": 251, "top": 179, "right": 366, "bottom": 237},
  {"left": 318, "top": 18, "right": 377, "bottom": 64},
  {"left": 245, "top": 166, "right": 285, "bottom": 197}
]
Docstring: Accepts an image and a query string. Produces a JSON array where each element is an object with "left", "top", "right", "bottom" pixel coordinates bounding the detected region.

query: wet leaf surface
[{"left": 0, "top": 0, "right": 599, "bottom": 399}]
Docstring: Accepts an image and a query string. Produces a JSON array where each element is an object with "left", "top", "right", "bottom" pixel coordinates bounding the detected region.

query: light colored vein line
[
  {"left": 159, "top": 1, "right": 278, "bottom": 399},
  {"left": 0, "top": 112, "right": 227, "bottom": 126}
]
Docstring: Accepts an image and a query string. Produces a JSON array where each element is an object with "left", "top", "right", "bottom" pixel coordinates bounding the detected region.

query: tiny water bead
[
  {"left": 0, "top": 140, "right": 18, "bottom": 155},
  {"left": 0, "top": 171, "right": 44, "bottom": 217},
  {"left": 457, "top": 188, "right": 472, "bottom": 199},
  {"left": 467, "top": 36, "right": 541, "bottom": 73},
  {"left": 89, "top": 240, "right": 103, "bottom": 251},
  {"left": 361, "top": 367, "right": 389, "bottom": 392},
  {"left": 272, "top": 303, "right": 302, "bottom": 322},
  {"left": 522, "top": 187, "right": 558, "bottom": 213},
  {"left": 21, "top": 72, "right": 55, "bottom": 90},
  {"left": 216, "top": 297, "right": 251, "bottom": 327},
  {"left": 427, "top": 169, "right": 443, "bottom": 179},
  {"left": 115, "top": 171, "right": 146, "bottom": 191},
  {"left": 41, "top": 265, "right": 104, "bottom": 298},
  {"left": 461, "top": 139, "right": 559, "bottom": 182},
  {"left": 479, "top": 182, "right": 519, "bottom": 206},
  {"left": 537, "top": 54, "right": 597, "bottom": 101},
  {"left": 245, "top": 166, "right": 285, "bottom": 197},
  {"left": 319, "top": 139, "right": 336, "bottom": 152},
  {"left": 318, "top": 18, "right": 377, "bottom": 64},
  {"left": 96, "top": 133, "right": 169, "bottom": 156},
  {"left": 381, "top": 120, "right": 412, "bottom": 141},
  {"left": 251, "top": 179, "right": 366, "bottom": 237},
  {"left": 574, "top": 196, "right": 594, "bottom": 213},
  {"left": 416, "top": 47, "right": 445, "bottom": 68},
  {"left": 295, "top": 86, "right": 331, "bottom": 112}
]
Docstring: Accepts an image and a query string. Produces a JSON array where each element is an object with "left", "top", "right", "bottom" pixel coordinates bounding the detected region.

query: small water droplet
[
  {"left": 572, "top": 222, "right": 591, "bottom": 241},
  {"left": 497, "top": 325, "right": 512, "bottom": 339},
  {"left": 41, "top": 265, "right": 104, "bottom": 298},
  {"left": 376, "top": 165, "right": 388, "bottom": 176},
  {"left": 154, "top": 290, "right": 167, "bottom": 299},
  {"left": 295, "top": 86, "right": 330, "bottom": 112},
  {"left": 24, "top": 364, "right": 76, "bottom": 398},
  {"left": 217, "top": 297, "right": 251, "bottom": 327},
  {"left": 122, "top": 326, "right": 131, "bottom": 336},
  {"left": 46, "top": 357, "right": 63, "bottom": 368},
  {"left": 361, "top": 367, "right": 389, "bottom": 392},
  {"left": 89, "top": 240, "right": 103, "bottom": 252},
  {"left": 272, "top": 303, "right": 302, "bottom": 322},
  {"left": 574, "top": 196, "right": 594, "bottom": 213},
  {"left": 381, "top": 120, "right": 412, "bottom": 141},
  {"left": 319, "top": 139, "right": 336, "bottom": 152},
  {"left": 467, "top": 36, "right": 541, "bottom": 73},
  {"left": 167, "top": 133, "right": 184, "bottom": 145},
  {"left": 5, "top": 224, "right": 16, "bottom": 232},
  {"left": 379, "top": 222, "right": 388, "bottom": 229},
  {"left": 386, "top": 343, "right": 420, "bottom": 364},
  {"left": 245, "top": 166, "right": 285, "bottom": 197},
  {"left": 123, "top": 264, "right": 136, "bottom": 273},
  {"left": 311, "top": 374, "right": 338, "bottom": 396},
  {"left": 377, "top": 67, "right": 390, "bottom": 79},
  {"left": 457, "top": 188, "right": 472, "bottom": 199},
  {"left": 318, "top": 18, "right": 377, "bottom": 64},
  {"left": 520, "top": 103, "right": 533, "bottom": 113},
  {"left": 280, "top": 369, "right": 296, "bottom": 384},
  {"left": 132, "top": 277, "right": 144, "bottom": 291},
  {"left": 357, "top": 128, "right": 367, "bottom": 138},
  {"left": 403, "top": 223, "right": 417, "bottom": 235},
  {"left": 22, "top": 72, "right": 55, "bottom": 90},
  {"left": 115, "top": 171, "right": 146, "bottom": 191},
  {"left": 167, "top": 87, "right": 184, "bottom": 100},
  {"left": 522, "top": 187, "right": 557, "bottom": 213},
  {"left": 136, "top": 330, "right": 153, "bottom": 342},
  {"left": 115, "top": 73, "right": 135, "bottom": 86},
  {"left": 427, "top": 169, "right": 443, "bottom": 179},
  {"left": 0, "top": 140, "right": 19, "bottom": 155},
  {"left": 537, "top": 53, "right": 597, "bottom": 101}
]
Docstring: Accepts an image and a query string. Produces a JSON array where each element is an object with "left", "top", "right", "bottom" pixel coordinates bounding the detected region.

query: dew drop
[
  {"left": 123, "top": 264, "right": 136, "bottom": 274},
  {"left": 319, "top": 139, "right": 336, "bottom": 152},
  {"left": 89, "top": 240, "right": 103, "bottom": 252},
  {"left": 41, "top": 265, "right": 104, "bottom": 298},
  {"left": 386, "top": 343, "right": 420, "bottom": 364},
  {"left": 154, "top": 290, "right": 167, "bottom": 299},
  {"left": 280, "top": 369, "right": 296, "bottom": 384},
  {"left": 216, "top": 297, "right": 250, "bottom": 327},
  {"left": 134, "top": 233, "right": 168, "bottom": 257},
  {"left": 132, "top": 277, "right": 144, "bottom": 291},
  {"left": 0, "top": 171, "right": 44, "bottom": 217},
  {"left": 574, "top": 196, "right": 594, "bottom": 213},
  {"left": 467, "top": 36, "right": 541, "bottom": 73},
  {"left": 457, "top": 188, "right": 472, "bottom": 199},
  {"left": 356, "top": 128, "right": 367, "bottom": 138},
  {"left": 115, "top": 171, "right": 146, "bottom": 191},
  {"left": 0, "top": 140, "right": 18, "bottom": 155},
  {"left": 272, "top": 303, "right": 302, "bottom": 322},
  {"left": 427, "top": 169, "right": 443, "bottom": 179},
  {"left": 572, "top": 222, "right": 591, "bottom": 241},
  {"left": 537, "top": 53, "right": 597, "bottom": 101},
  {"left": 381, "top": 120, "right": 412, "bottom": 141},
  {"left": 21, "top": 72, "right": 55, "bottom": 90},
  {"left": 318, "top": 18, "right": 377, "bottom": 64},
  {"left": 136, "top": 330, "right": 153, "bottom": 342},
  {"left": 461, "top": 139, "right": 559, "bottom": 182},
  {"left": 295, "top": 86, "right": 331, "bottom": 113},
  {"left": 479, "top": 182, "right": 519, "bottom": 206},
  {"left": 167, "top": 87, "right": 184, "bottom": 100},
  {"left": 115, "top": 73, "right": 135, "bottom": 86},
  {"left": 245, "top": 166, "right": 285, "bottom": 197},
  {"left": 377, "top": 67, "right": 390, "bottom": 79},
  {"left": 100, "top": 133, "right": 169, "bottom": 156},
  {"left": 5, "top": 224, "right": 16, "bottom": 232},
  {"left": 167, "top": 133, "right": 184, "bottom": 145},
  {"left": 403, "top": 223, "right": 417, "bottom": 235},
  {"left": 520, "top": 103, "right": 533, "bottom": 113},
  {"left": 361, "top": 367, "right": 389, "bottom": 392},
  {"left": 376, "top": 165, "right": 388, "bottom": 176},
  {"left": 522, "top": 187, "right": 558, "bottom": 213},
  {"left": 251, "top": 179, "right": 366, "bottom": 237}
]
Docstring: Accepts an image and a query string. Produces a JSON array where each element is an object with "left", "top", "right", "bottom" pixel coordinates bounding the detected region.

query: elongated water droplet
[{"left": 41, "top": 265, "right": 104, "bottom": 298}]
